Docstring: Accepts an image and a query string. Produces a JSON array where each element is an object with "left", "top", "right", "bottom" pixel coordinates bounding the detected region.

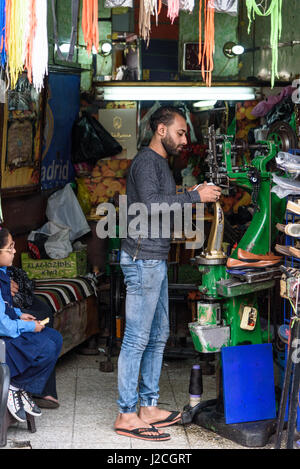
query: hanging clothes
[
  {"left": 246, "top": 0, "right": 282, "bottom": 88},
  {"left": 82, "top": 0, "right": 99, "bottom": 55}
]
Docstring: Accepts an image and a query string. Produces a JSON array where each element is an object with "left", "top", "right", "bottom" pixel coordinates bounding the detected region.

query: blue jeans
[{"left": 117, "top": 250, "right": 170, "bottom": 414}]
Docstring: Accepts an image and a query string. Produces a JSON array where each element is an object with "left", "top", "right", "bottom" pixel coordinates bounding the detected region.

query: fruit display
[
  {"left": 78, "top": 159, "right": 131, "bottom": 209},
  {"left": 235, "top": 100, "right": 259, "bottom": 141}
]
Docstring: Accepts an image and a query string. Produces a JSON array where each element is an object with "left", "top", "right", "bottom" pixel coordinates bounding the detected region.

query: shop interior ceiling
[{"left": 1, "top": 0, "right": 300, "bottom": 94}]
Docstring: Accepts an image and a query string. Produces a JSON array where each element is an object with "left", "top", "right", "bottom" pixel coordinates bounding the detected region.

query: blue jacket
[{"left": 0, "top": 266, "right": 35, "bottom": 338}]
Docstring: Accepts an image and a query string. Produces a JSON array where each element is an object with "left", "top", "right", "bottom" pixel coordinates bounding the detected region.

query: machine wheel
[{"left": 267, "top": 121, "right": 298, "bottom": 152}]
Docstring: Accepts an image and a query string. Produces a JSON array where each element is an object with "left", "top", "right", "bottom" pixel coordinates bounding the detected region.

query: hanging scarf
[
  {"left": 139, "top": 0, "right": 158, "bottom": 46},
  {"left": 82, "top": 0, "right": 99, "bottom": 55},
  {"left": 5, "top": 0, "right": 30, "bottom": 89},
  {"left": 198, "top": 0, "right": 215, "bottom": 87},
  {"left": 0, "top": 0, "right": 6, "bottom": 68},
  {"left": 246, "top": 0, "right": 282, "bottom": 88},
  {"left": 167, "top": 0, "right": 179, "bottom": 23},
  {"left": 31, "top": 0, "right": 48, "bottom": 92},
  {"left": 24, "top": 0, "right": 36, "bottom": 84}
]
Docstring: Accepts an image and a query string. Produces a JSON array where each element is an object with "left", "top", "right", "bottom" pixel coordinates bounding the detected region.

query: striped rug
[{"left": 34, "top": 277, "right": 96, "bottom": 313}]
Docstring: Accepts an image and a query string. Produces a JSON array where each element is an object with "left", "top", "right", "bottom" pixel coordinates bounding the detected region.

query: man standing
[{"left": 114, "top": 106, "right": 221, "bottom": 441}]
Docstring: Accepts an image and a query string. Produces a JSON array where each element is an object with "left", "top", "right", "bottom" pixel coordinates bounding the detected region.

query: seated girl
[{"left": 0, "top": 227, "right": 63, "bottom": 422}]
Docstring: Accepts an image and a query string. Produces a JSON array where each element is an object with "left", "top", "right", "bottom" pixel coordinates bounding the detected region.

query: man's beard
[{"left": 161, "top": 133, "right": 183, "bottom": 156}]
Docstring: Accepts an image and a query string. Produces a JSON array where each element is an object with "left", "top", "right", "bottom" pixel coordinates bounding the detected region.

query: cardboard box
[{"left": 21, "top": 250, "right": 87, "bottom": 279}]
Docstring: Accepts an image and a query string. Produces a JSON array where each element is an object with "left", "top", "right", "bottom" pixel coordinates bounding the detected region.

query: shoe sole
[
  {"left": 24, "top": 409, "right": 42, "bottom": 417},
  {"left": 115, "top": 429, "right": 171, "bottom": 441},
  {"left": 7, "top": 408, "right": 26, "bottom": 423},
  {"left": 152, "top": 416, "right": 182, "bottom": 428}
]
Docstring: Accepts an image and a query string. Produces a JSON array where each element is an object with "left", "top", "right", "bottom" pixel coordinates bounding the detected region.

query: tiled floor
[{"left": 4, "top": 348, "right": 278, "bottom": 450}]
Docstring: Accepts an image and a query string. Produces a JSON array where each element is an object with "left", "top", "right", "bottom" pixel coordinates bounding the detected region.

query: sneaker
[
  {"left": 20, "top": 390, "right": 42, "bottom": 417},
  {"left": 7, "top": 389, "right": 26, "bottom": 422},
  {"left": 285, "top": 223, "right": 300, "bottom": 237}
]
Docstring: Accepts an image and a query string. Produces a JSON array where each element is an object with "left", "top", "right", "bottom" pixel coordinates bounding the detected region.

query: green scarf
[{"left": 246, "top": 0, "right": 282, "bottom": 88}]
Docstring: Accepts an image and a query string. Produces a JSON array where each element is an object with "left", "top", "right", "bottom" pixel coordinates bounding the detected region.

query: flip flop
[
  {"left": 115, "top": 426, "right": 171, "bottom": 441},
  {"left": 32, "top": 397, "right": 60, "bottom": 409},
  {"left": 151, "top": 411, "right": 182, "bottom": 428}
]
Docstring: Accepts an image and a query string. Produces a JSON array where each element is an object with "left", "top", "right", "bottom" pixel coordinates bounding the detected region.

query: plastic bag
[
  {"left": 105, "top": 0, "right": 133, "bottom": 6},
  {"left": 28, "top": 221, "right": 72, "bottom": 259},
  {"left": 137, "top": 101, "right": 161, "bottom": 148},
  {"left": 71, "top": 111, "right": 122, "bottom": 164},
  {"left": 209, "top": 0, "right": 238, "bottom": 15},
  {"left": 46, "top": 183, "right": 91, "bottom": 241}
]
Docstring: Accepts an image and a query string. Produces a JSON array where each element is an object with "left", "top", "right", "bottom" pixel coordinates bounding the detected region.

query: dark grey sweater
[{"left": 121, "top": 147, "right": 201, "bottom": 260}]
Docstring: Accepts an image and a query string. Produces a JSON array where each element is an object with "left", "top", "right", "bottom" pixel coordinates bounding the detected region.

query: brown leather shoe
[
  {"left": 227, "top": 258, "right": 282, "bottom": 269},
  {"left": 237, "top": 248, "right": 283, "bottom": 262}
]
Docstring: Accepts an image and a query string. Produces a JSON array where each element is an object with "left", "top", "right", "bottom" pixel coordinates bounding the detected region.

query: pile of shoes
[{"left": 226, "top": 248, "right": 283, "bottom": 273}]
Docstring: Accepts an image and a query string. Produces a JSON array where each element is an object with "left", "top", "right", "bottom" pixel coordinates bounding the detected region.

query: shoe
[
  {"left": 20, "top": 390, "right": 42, "bottom": 417},
  {"left": 32, "top": 396, "right": 59, "bottom": 409},
  {"left": 115, "top": 426, "right": 171, "bottom": 441},
  {"left": 275, "top": 244, "right": 293, "bottom": 256},
  {"left": 287, "top": 200, "right": 300, "bottom": 215},
  {"left": 276, "top": 223, "right": 286, "bottom": 233},
  {"left": 285, "top": 223, "right": 300, "bottom": 237},
  {"left": 7, "top": 389, "right": 26, "bottom": 422},
  {"left": 289, "top": 246, "right": 300, "bottom": 259},
  {"left": 237, "top": 248, "right": 282, "bottom": 262},
  {"left": 278, "top": 324, "right": 290, "bottom": 344},
  {"left": 226, "top": 258, "right": 281, "bottom": 269},
  {"left": 151, "top": 411, "right": 182, "bottom": 428}
]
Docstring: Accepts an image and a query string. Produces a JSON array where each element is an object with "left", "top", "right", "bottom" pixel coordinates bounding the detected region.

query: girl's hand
[
  {"left": 33, "top": 321, "right": 45, "bottom": 333},
  {"left": 10, "top": 279, "right": 19, "bottom": 297},
  {"left": 20, "top": 313, "right": 36, "bottom": 321}
]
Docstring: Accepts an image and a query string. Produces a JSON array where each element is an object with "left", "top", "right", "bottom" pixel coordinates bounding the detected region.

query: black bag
[
  {"left": 71, "top": 111, "right": 122, "bottom": 164},
  {"left": 8, "top": 266, "right": 35, "bottom": 309}
]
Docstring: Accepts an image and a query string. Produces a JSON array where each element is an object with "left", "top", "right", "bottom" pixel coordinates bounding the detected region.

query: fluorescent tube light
[{"left": 100, "top": 86, "right": 256, "bottom": 101}]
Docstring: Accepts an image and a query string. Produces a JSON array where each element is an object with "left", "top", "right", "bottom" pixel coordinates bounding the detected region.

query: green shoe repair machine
[{"left": 182, "top": 126, "right": 287, "bottom": 447}]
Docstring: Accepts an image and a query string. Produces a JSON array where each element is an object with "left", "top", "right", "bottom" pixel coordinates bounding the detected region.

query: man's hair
[{"left": 149, "top": 106, "right": 186, "bottom": 133}]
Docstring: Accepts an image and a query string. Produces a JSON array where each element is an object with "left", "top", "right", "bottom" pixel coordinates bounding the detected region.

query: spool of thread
[{"left": 189, "top": 364, "right": 203, "bottom": 407}]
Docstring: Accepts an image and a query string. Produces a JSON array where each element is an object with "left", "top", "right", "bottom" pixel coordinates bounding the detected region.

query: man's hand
[
  {"left": 195, "top": 182, "right": 222, "bottom": 203},
  {"left": 10, "top": 279, "right": 19, "bottom": 297},
  {"left": 33, "top": 321, "right": 45, "bottom": 333},
  {"left": 20, "top": 313, "right": 36, "bottom": 321}
]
